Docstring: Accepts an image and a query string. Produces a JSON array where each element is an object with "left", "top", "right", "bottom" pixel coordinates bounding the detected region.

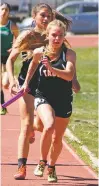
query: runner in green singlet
[{"left": 0, "top": 2, "right": 19, "bottom": 115}]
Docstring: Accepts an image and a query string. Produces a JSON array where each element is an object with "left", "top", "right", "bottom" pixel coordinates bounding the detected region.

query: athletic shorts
[
  {"left": 1, "top": 56, "right": 9, "bottom": 65},
  {"left": 18, "top": 62, "right": 39, "bottom": 97},
  {"left": 18, "top": 73, "right": 38, "bottom": 97},
  {"left": 34, "top": 94, "right": 73, "bottom": 118}
]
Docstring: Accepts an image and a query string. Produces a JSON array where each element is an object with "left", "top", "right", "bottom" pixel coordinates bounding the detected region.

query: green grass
[
  {"left": 65, "top": 47, "right": 98, "bottom": 173},
  {"left": 64, "top": 137, "right": 98, "bottom": 174},
  {"left": 14, "top": 54, "right": 22, "bottom": 75},
  {"left": 14, "top": 48, "right": 98, "bottom": 173}
]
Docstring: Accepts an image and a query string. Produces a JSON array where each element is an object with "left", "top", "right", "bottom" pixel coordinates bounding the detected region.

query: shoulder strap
[
  {"left": 6, "top": 20, "right": 10, "bottom": 28},
  {"left": 62, "top": 43, "right": 67, "bottom": 53},
  {"left": 8, "top": 20, "right": 14, "bottom": 34},
  {"left": 59, "top": 44, "right": 68, "bottom": 61}
]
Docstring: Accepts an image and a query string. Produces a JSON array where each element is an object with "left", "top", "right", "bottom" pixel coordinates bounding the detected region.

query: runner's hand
[
  {"left": 72, "top": 79, "right": 80, "bottom": 93},
  {"left": 19, "top": 82, "right": 29, "bottom": 94},
  {"left": 41, "top": 56, "right": 52, "bottom": 70},
  {"left": 9, "top": 78, "right": 19, "bottom": 95}
]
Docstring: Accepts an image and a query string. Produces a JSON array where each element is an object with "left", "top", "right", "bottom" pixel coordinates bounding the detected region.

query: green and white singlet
[{"left": 0, "top": 20, "right": 13, "bottom": 56}]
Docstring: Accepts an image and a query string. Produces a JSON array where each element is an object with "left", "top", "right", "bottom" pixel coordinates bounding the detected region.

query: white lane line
[
  {"left": 62, "top": 132, "right": 98, "bottom": 179},
  {"left": 65, "top": 128, "right": 98, "bottom": 168}
]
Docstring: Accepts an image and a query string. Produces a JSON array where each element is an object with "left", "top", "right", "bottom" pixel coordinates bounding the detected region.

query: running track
[{"left": 1, "top": 35, "right": 98, "bottom": 186}]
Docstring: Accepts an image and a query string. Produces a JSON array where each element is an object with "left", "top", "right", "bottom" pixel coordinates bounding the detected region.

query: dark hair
[
  {"left": 54, "top": 10, "right": 72, "bottom": 30},
  {"left": 0, "top": 2, "right": 11, "bottom": 11},
  {"left": 31, "top": 3, "right": 53, "bottom": 18}
]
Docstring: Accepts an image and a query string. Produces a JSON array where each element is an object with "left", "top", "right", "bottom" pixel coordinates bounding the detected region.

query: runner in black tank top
[
  {"left": 6, "top": 3, "right": 54, "bottom": 180},
  {"left": 34, "top": 47, "right": 73, "bottom": 118},
  {"left": 22, "top": 20, "right": 75, "bottom": 182}
]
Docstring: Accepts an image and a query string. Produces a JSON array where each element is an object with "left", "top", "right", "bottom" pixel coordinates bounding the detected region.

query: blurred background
[{"left": 1, "top": 0, "right": 98, "bottom": 34}]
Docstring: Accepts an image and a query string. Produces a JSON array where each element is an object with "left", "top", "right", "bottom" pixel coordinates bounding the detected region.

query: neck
[
  {"left": 34, "top": 26, "right": 45, "bottom": 35},
  {"left": 45, "top": 45, "right": 62, "bottom": 61},
  {"left": 0, "top": 18, "right": 8, "bottom": 26},
  {"left": 48, "top": 45, "right": 61, "bottom": 55}
]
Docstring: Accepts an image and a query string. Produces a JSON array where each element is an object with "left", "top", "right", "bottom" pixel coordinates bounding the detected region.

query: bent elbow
[
  {"left": 68, "top": 72, "right": 74, "bottom": 81},
  {"left": 67, "top": 66, "right": 75, "bottom": 81},
  {"left": 73, "top": 87, "right": 80, "bottom": 93}
]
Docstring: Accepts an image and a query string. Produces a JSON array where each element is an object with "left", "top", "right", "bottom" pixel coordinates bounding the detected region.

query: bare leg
[
  {"left": 2, "top": 64, "right": 9, "bottom": 89},
  {"left": 0, "top": 64, "right": 7, "bottom": 115},
  {"left": 18, "top": 93, "right": 34, "bottom": 158},
  {"left": 48, "top": 117, "right": 70, "bottom": 166},
  {"left": 33, "top": 110, "right": 43, "bottom": 132},
  {"left": 37, "top": 104, "right": 55, "bottom": 160}
]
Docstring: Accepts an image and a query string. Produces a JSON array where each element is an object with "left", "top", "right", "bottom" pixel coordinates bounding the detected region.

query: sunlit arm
[
  {"left": 50, "top": 49, "right": 76, "bottom": 81},
  {"left": 72, "top": 52, "right": 81, "bottom": 93},
  {"left": 6, "top": 48, "right": 20, "bottom": 82},
  {"left": 72, "top": 69, "right": 81, "bottom": 93},
  {"left": 24, "top": 48, "right": 43, "bottom": 85},
  {"left": 51, "top": 61, "right": 74, "bottom": 81}
]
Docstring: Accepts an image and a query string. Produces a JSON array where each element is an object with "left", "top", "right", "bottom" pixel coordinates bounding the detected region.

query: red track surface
[
  {"left": 66, "top": 35, "right": 98, "bottom": 48},
  {"left": 1, "top": 35, "right": 98, "bottom": 186}
]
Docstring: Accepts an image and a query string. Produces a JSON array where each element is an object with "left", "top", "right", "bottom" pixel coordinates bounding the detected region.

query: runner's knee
[{"left": 43, "top": 119, "right": 55, "bottom": 134}]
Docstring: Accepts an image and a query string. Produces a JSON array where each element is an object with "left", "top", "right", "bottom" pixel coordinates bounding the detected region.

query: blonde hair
[
  {"left": 13, "top": 16, "right": 71, "bottom": 61},
  {"left": 13, "top": 29, "right": 48, "bottom": 51},
  {"left": 12, "top": 29, "right": 48, "bottom": 61},
  {"left": 46, "top": 19, "right": 71, "bottom": 48},
  {"left": 46, "top": 19, "right": 66, "bottom": 35}
]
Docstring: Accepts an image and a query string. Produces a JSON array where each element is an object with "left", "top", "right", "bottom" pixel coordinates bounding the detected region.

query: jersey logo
[
  {"left": 34, "top": 98, "right": 45, "bottom": 109},
  {"left": 67, "top": 111, "right": 72, "bottom": 114},
  {"left": 0, "top": 30, "right": 9, "bottom": 35},
  {"left": 43, "top": 69, "right": 57, "bottom": 77},
  {"left": 39, "top": 64, "right": 57, "bottom": 77}
]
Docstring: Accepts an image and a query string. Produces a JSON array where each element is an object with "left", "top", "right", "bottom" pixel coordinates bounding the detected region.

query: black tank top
[{"left": 35, "top": 47, "right": 72, "bottom": 102}]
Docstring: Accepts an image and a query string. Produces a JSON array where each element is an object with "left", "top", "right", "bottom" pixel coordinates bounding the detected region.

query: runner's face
[
  {"left": 0, "top": 4, "right": 10, "bottom": 19},
  {"left": 35, "top": 8, "right": 52, "bottom": 31},
  {"left": 48, "top": 26, "right": 65, "bottom": 49}
]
